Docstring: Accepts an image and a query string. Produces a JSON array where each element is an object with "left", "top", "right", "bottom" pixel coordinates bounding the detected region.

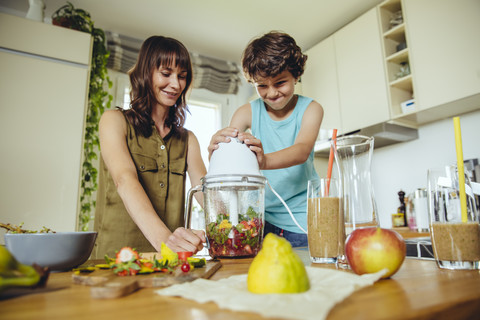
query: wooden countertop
[
  {"left": 2, "top": 249, "right": 480, "bottom": 320},
  {"left": 391, "top": 227, "right": 430, "bottom": 239}
]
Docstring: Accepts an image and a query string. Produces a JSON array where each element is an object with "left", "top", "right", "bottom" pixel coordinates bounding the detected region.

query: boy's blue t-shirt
[{"left": 250, "top": 95, "right": 319, "bottom": 233}]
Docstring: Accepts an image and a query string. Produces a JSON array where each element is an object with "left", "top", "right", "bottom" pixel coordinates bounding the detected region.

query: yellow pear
[{"left": 247, "top": 233, "right": 310, "bottom": 294}]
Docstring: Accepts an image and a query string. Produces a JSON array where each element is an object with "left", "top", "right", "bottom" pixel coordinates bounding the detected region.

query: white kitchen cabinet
[
  {"left": 302, "top": 8, "right": 390, "bottom": 136},
  {"left": 302, "top": 36, "right": 343, "bottom": 133},
  {"left": 0, "top": 13, "right": 92, "bottom": 235},
  {"left": 334, "top": 8, "right": 390, "bottom": 134},
  {"left": 404, "top": 0, "right": 480, "bottom": 120},
  {"left": 379, "top": 0, "right": 480, "bottom": 125}
]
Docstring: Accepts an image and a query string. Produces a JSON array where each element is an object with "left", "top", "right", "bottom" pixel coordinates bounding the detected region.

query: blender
[
  {"left": 185, "top": 138, "right": 266, "bottom": 258},
  {"left": 185, "top": 138, "right": 304, "bottom": 258}
]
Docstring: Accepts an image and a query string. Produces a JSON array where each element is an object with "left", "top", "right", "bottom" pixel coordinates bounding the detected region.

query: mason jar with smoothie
[
  {"left": 427, "top": 166, "right": 480, "bottom": 270},
  {"left": 307, "top": 178, "right": 345, "bottom": 264}
]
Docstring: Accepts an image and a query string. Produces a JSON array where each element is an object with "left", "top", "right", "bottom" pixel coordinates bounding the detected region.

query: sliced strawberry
[{"left": 115, "top": 247, "right": 140, "bottom": 264}]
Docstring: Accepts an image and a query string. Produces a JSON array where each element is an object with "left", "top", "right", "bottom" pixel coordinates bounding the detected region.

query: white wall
[{"left": 372, "top": 109, "right": 480, "bottom": 228}]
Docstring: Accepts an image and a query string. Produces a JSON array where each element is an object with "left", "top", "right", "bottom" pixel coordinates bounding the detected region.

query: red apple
[{"left": 345, "top": 227, "right": 406, "bottom": 279}]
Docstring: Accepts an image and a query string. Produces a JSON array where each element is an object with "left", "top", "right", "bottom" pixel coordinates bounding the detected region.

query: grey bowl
[{"left": 4, "top": 231, "right": 97, "bottom": 271}]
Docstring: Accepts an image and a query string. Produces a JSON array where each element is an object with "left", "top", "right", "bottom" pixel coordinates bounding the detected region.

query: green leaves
[
  {"left": 246, "top": 206, "right": 257, "bottom": 219},
  {"left": 52, "top": 2, "right": 113, "bottom": 231}
]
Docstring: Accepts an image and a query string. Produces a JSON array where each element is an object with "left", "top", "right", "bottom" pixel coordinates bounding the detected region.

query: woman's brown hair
[
  {"left": 242, "top": 31, "right": 307, "bottom": 83},
  {"left": 124, "top": 36, "right": 193, "bottom": 137}
]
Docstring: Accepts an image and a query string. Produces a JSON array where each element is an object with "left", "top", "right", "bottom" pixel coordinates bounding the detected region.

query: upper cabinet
[
  {"left": 0, "top": 13, "right": 92, "bottom": 233},
  {"left": 380, "top": 0, "right": 480, "bottom": 125},
  {"left": 303, "top": 0, "right": 480, "bottom": 139},
  {"left": 302, "top": 8, "right": 390, "bottom": 135},
  {"left": 302, "top": 36, "right": 342, "bottom": 133},
  {"left": 335, "top": 8, "right": 390, "bottom": 134},
  {"left": 0, "top": 13, "right": 92, "bottom": 64}
]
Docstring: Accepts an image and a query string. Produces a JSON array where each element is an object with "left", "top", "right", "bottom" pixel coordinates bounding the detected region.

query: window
[
  {"left": 184, "top": 100, "right": 221, "bottom": 251},
  {"left": 184, "top": 99, "right": 221, "bottom": 192},
  {"left": 121, "top": 85, "right": 130, "bottom": 109},
  {"left": 184, "top": 100, "right": 221, "bottom": 165}
]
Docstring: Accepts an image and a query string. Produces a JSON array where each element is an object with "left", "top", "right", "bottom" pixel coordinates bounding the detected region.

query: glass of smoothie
[
  {"left": 427, "top": 165, "right": 480, "bottom": 270},
  {"left": 307, "top": 178, "right": 345, "bottom": 264}
]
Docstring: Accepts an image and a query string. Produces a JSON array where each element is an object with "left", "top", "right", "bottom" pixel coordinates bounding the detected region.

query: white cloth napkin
[{"left": 156, "top": 267, "right": 385, "bottom": 320}]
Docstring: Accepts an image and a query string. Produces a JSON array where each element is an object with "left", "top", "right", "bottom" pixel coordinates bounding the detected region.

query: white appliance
[{"left": 0, "top": 13, "right": 92, "bottom": 237}]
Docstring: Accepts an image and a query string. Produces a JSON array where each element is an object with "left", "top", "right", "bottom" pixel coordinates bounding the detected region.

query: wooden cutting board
[{"left": 72, "top": 259, "right": 222, "bottom": 299}]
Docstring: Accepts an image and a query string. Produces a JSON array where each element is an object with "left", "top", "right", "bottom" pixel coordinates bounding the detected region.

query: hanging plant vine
[{"left": 52, "top": 2, "right": 112, "bottom": 231}]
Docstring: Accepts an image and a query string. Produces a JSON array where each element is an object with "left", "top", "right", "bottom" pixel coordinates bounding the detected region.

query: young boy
[{"left": 208, "top": 31, "right": 324, "bottom": 247}]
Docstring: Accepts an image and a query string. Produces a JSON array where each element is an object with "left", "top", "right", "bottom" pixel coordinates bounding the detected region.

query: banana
[{"left": 0, "top": 245, "right": 40, "bottom": 291}]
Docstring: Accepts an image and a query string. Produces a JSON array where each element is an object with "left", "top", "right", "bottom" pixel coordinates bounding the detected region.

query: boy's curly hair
[{"left": 242, "top": 31, "right": 307, "bottom": 83}]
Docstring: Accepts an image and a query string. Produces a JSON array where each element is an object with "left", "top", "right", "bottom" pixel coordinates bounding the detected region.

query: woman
[{"left": 93, "top": 36, "right": 206, "bottom": 258}]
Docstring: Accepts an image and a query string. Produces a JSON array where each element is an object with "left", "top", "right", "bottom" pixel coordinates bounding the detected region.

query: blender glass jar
[{"left": 186, "top": 174, "right": 266, "bottom": 258}]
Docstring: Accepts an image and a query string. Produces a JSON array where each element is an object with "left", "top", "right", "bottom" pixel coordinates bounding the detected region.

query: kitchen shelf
[
  {"left": 390, "top": 74, "right": 412, "bottom": 91},
  {"left": 390, "top": 87, "right": 414, "bottom": 115},
  {"left": 384, "top": 23, "right": 405, "bottom": 40},
  {"left": 386, "top": 48, "right": 408, "bottom": 64},
  {"left": 379, "top": 0, "right": 415, "bottom": 119},
  {"left": 379, "top": 0, "right": 403, "bottom": 33}
]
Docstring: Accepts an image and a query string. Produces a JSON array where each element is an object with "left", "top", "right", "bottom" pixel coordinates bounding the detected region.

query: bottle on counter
[
  {"left": 405, "top": 195, "right": 417, "bottom": 230},
  {"left": 392, "top": 190, "right": 407, "bottom": 227},
  {"left": 391, "top": 212, "right": 405, "bottom": 228},
  {"left": 408, "top": 188, "right": 429, "bottom": 232},
  {"left": 397, "top": 190, "right": 407, "bottom": 227}
]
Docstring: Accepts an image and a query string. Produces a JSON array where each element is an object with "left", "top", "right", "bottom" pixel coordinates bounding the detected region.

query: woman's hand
[
  {"left": 207, "top": 127, "right": 239, "bottom": 160},
  {"left": 238, "top": 132, "right": 266, "bottom": 170},
  {"left": 166, "top": 227, "right": 206, "bottom": 253}
]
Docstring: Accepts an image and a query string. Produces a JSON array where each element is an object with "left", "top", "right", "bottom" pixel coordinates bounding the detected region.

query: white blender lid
[{"left": 206, "top": 137, "right": 261, "bottom": 177}]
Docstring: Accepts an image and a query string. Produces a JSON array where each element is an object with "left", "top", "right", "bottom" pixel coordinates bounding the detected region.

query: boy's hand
[
  {"left": 208, "top": 127, "right": 238, "bottom": 160},
  {"left": 238, "top": 132, "right": 266, "bottom": 170}
]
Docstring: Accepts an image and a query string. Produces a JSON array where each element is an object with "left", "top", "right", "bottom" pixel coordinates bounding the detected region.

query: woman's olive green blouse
[{"left": 93, "top": 112, "right": 188, "bottom": 258}]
